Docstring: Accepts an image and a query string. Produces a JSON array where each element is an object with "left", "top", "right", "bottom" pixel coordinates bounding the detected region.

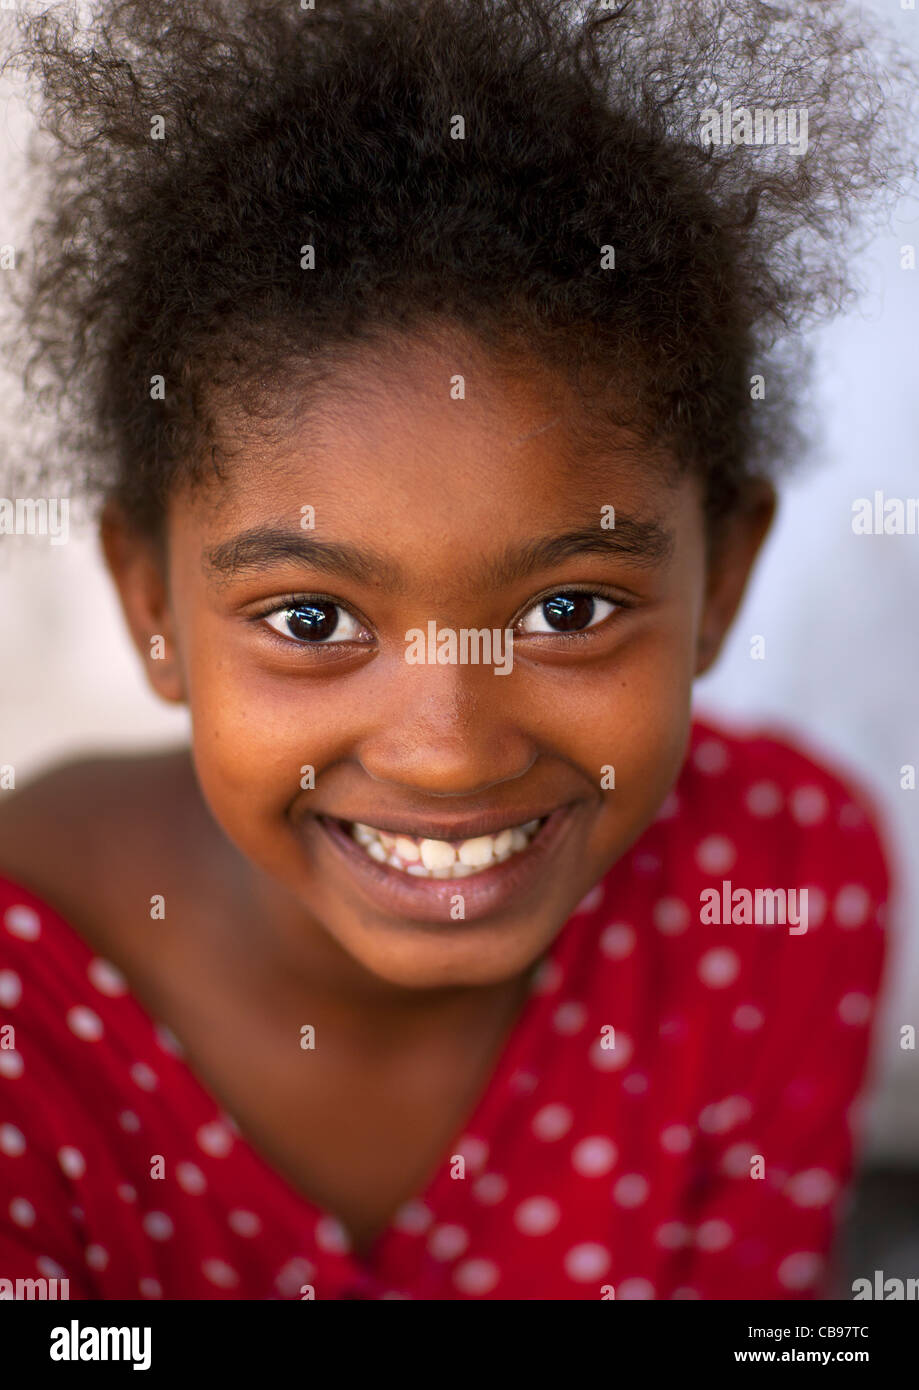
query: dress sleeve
[
  {"left": 0, "top": 1119, "right": 94, "bottom": 1301},
  {"left": 1, "top": 1025, "right": 95, "bottom": 1299},
  {"left": 1, "top": 889, "right": 93, "bottom": 1300},
  {"left": 679, "top": 769, "right": 893, "bottom": 1300}
]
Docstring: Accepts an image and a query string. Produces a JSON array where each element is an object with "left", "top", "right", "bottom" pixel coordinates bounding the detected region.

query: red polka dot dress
[{"left": 0, "top": 717, "right": 892, "bottom": 1299}]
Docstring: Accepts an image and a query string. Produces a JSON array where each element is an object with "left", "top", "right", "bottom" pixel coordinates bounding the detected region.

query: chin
[{"left": 339, "top": 916, "right": 550, "bottom": 991}]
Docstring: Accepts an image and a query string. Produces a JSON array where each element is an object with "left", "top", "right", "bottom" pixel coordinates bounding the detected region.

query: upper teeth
[{"left": 349, "top": 819, "right": 542, "bottom": 877}]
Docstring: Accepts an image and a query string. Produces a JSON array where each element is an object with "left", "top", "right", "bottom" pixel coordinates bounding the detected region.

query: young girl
[{"left": 0, "top": 0, "right": 913, "bottom": 1301}]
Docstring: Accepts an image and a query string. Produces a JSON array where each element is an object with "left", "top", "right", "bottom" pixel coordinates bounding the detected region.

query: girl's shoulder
[
  {"left": 0, "top": 747, "right": 206, "bottom": 951},
  {"left": 653, "top": 710, "right": 895, "bottom": 949},
  {"left": 682, "top": 710, "right": 894, "bottom": 875}
]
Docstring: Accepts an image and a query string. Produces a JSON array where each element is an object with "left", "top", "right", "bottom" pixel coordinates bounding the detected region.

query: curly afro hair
[{"left": 1, "top": 0, "right": 916, "bottom": 535}]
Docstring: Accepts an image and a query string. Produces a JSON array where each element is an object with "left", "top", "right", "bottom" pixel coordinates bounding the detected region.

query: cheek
[
  {"left": 178, "top": 621, "right": 326, "bottom": 824},
  {"left": 558, "top": 616, "right": 698, "bottom": 838}
]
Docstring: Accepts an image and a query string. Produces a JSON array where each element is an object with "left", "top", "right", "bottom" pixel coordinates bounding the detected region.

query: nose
[{"left": 355, "top": 657, "right": 535, "bottom": 798}]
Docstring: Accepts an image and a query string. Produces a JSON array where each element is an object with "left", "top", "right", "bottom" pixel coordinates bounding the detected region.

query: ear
[
  {"left": 99, "top": 501, "right": 187, "bottom": 703},
  {"left": 694, "top": 480, "right": 776, "bottom": 677}
]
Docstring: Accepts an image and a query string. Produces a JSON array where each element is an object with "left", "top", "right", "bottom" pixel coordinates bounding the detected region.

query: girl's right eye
[{"left": 262, "top": 599, "right": 368, "bottom": 645}]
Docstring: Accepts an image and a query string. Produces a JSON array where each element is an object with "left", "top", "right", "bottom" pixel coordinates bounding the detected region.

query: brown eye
[
  {"left": 520, "top": 593, "right": 616, "bottom": 634},
  {"left": 264, "top": 600, "right": 364, "bottom": 644}
]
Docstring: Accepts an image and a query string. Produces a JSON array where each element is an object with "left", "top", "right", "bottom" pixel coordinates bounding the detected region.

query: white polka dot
[
  {"left": 4, "top": 905, "right": 40, "bottom": 940},
  {"left": 176, "top": 1162, "right": 207, "bottom": 1195},
  {"left": 0, "top": 1124, "right": 26, "bottom": 1156},
  {"left": 453, "top": 1258, "right": 499, "bottom": 1295},
  {"left": 564, "top": 1242, "right": 611, "bottom": 1281},
  {"left": 834, "top": 885, "right": 871, "bottom": 929},
  {"left": 600, "top": 923, "right": 636, "bottom": 960},
  {"left": 617, "top": 1276, "right": 656, "bottom": 1299},
  {"left": 653, "top": 897, "right": 689, "bottom": 935},
  {"left": 117, "top": 1184, "right": 137, "bottom": 1203},
  {"left": 86, "top": 1244, "right": 109, "bottom": 1270},
  {"left": 456, "top": 1135, "right": 488, "bottom": 1172},
  {"left": 228, "top": 1209, "right": 262, "bottom": 1237},
  {"left": 698, "top": 1096, "right": 751, "bottom": 1134},
  {"left": 57, "top": 1146, "right": 86, "bottom": 1179},
  {"left": 660, "top": 1124, "right": 692, "bottom": 1155},
  {"left": 839, "top": 801, "right": 865, "bottom": 829},
  {"left": 697, "top": 948, "right": 740, "bottom": 988},
  {"left": 196, "top": 1120, "right": 234, "bottom": 1157},
  {"left": 720, "top": 1141, "right": 758, "bottom": 1176},
  {"left": 633, "top": 852, "right": 661, "bottom": 875},
  {"left": 508, "top": 1069, "right": 539, "bottom": 1095},
  {"left": 66, "top": 1006, "right": 103, "bottom": 1041},
  {"left": 118, "top": 1111, "right": 140, "bottom": 1133},
  {"left": 69, "top": 1206, "right": 83, "bottom": 1222},
  {"left": 655, "top": 1222, "right": 690, "bottom": 1250},
  {"left": 589, "top": 1030, "right": 633, "bottom": 1071},
  {"left": 745, "top": 781, "right": 782, "bottom": 817},
  {"left": 472, "top": 1173, "right": 508, "bottom": 1205},
  {"left": 0, "top": 970, "right": 22, "bottom": 1007},
  {"left": 790, "top": 785, "right": 829, "bottom": 825},
  {"left": 671, "top": 1286, "right": 702, "bottom": 1300},
  {"left": 696, "top": 834, "right": 737, "bottom": 874},
  {"left": 694, "top": 739, "right": 729, "bottom": 774},
  {"left": 613, "top": 1173, "right": 649, "bottom": 1208},
  {"left": 514, "top": 1197, "right": 561, "bottom": 1235},
  {"left": 87, "top": 958, "right": 127, "bottom": 996},
  {"left": 274, "top": 1257, "right": 315, "bottom": 1297},
  {"left": 154, "top": 1023, "right": 184, "bottom": 1056},
  {"left": 392, "top": 1200, "right": 434, "bottom": 1234},
  {"left": 553, "top": 1001, "right": 587, "bottom": 1034},
  {"left": 202, "top": 1258, "right": 239, "bottom": 1288},
  {"left": 622, "top": 1070, "right": 649, "bottom": 1095},
  {"left": 315, "top": 1215, "right": 350, "bottom": 1253},
  {"left": 785, "top": 1168, "right": 837, "bottom": 1207},
  {"left": 139, "top": 1277, "right": 162, "bottom": 1299},
  {"left": 142, "top": 1211, "right": 174, "bottom": 1241},
  {"left": 571, "top": 1136, "right": 618, "bottom": 1177},
  {"left": 37, "top": 1256, "right": 66, "bottom": 1279},
  {"left": 130, "top": 1062, "right": 159, "bottom": 1092},
  {"left": 10, "top": 1197, "right": 36, "bottom": 1227},
  {"left": 573, "top": 885, "right": 604, "bottom": 915},
  {"left": 654, "top": 790, "right": 680, "bottom": 820},
  {"left": 0, "top": 1051, "right": 24, "bottom": 1078},
  {"left": 427, "top": 1224, "right": 469, "bottom": 1260},
  {"left": 732, "top": 1003, "right": 764, "bottom": 1032},
  {"left": 777, "top": 1251, "right": 823, "bottom": 1290},
  {"left": 532, "top": 1103, "right": 574, "bottom": 1140},
  {"left": 695, "top": 1219, "right": 734, "bottom": 1251},
  {"left": 838, "top": 992, "right": 873, "bottom": 1025}
]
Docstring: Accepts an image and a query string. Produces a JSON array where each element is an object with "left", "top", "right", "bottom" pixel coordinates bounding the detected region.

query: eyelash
[{"left": 251, "top": 586, "right": 630, "bottom": 648}]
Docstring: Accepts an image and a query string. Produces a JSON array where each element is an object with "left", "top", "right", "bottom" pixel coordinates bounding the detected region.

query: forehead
[{"left": 173, "top": 327, "right": 698, "bottom": 584}]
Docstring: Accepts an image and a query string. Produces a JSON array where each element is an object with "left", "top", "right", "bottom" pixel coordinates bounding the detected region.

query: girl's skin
[{"left": 0, "top": 324, "right": 774, "bottom": 1254}]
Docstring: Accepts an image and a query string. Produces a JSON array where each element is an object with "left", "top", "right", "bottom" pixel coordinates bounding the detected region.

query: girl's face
[{"left": 106, "top": 328, "right": 773, "bottom": 990}]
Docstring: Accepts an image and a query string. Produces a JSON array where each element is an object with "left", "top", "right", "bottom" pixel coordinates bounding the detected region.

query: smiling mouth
[{"left": 329, "top": 816, "right": 549, "bottom": 880}]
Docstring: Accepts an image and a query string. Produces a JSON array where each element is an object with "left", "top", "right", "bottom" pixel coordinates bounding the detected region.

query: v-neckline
[{"left": 3, "top": 870, "right": 589, "bottom": 1282}]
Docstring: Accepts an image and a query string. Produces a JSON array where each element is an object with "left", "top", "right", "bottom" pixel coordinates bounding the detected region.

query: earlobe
[{"left": 99, "top": 502, "right": 187, "bottom": 704}]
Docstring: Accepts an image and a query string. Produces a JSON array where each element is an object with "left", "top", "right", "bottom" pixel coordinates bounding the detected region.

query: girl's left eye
[
  {"left": 518, "top": 592, "right": 617, "bottom": 635},
  {"left": 263, "top": 599, "right": 366, "bottom": 644}
]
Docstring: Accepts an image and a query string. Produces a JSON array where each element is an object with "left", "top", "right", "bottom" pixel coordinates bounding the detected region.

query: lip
[{"left": 314, "top": 805, "right": 578, "bottom": 925}]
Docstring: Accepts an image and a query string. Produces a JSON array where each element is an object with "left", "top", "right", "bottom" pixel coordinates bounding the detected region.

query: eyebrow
[{"left": 203, "top": 515, "right": 674, "bottom": 589}]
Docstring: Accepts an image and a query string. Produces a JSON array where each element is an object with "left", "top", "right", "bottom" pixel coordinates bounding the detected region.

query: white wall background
[{"left": 1, "top": 0, "right": 917, "bottom": 1161}]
